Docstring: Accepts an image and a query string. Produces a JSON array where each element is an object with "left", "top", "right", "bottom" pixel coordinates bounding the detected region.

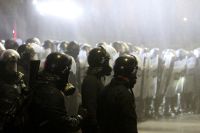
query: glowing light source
[
  {"left": 34, "top": 0, "right": 83, "bottom": 20},
  {"left": 183, "top": 17, "right": 188, "bottom": 22},
  {"left": 32, "top": 0, "right": 38, "bottom": 5}
]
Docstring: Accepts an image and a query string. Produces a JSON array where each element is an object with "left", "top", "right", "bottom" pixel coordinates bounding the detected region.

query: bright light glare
[
  {"left": 32, "top": 0, "right": 38, "bottom": 5},
  {"left": 183, "top": 17, "right": 188, "bottom": 22},
  {"left": 35, "top": 0, "right": 83, "bottom": 20}
]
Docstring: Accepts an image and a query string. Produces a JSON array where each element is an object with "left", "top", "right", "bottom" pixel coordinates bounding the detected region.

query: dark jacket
[
  {"left": 0, "top": 72, "right": 28, "bottom": 133},
  {"left": 81, "top": 69, "right": 104, "bottom": 126},
  {"left": 29, "top": 72, "right": 81, "bottom": 133},
  {"left": 97, "top": 77, "right": 138, "bottom": 133}
]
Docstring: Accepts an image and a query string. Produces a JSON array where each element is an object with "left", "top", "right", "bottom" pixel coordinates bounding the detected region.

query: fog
[
  {"left": 1, "top": 1, "right": 200, "bottom": 133},
  {"left": 1, "top": 0, "right": 200, "bottom": 49}
]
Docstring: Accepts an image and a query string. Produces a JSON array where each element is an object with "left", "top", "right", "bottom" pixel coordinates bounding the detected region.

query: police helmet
[
  {"left": 17, "top": 44, "right": 36, "bottom": 60},
  {"left": 66, "top": 41, "right": 80, "bottom": 59},
  {"left": 44, "top": 52, "right": 72, "bottom": 76},
  {"left": 0, "top": 49, "right": 20, "bottom": 63},
  {"left": 59, "top": 41, "right": 68, "bottom": 52},
  {"left": 114, "top": 54, "right": 138, "bottom": 77},
  {"left": 0, "top": 49, "right": 20, "bottom": 73},
  {"left": 26, "top": 37, "right": 41, "bottom": 45},
  {"left": 88, "top": 47, "right": 110, "bottom": 68},
  {"left": 4, "top": 39, "right": 19, "bottom": 50}
]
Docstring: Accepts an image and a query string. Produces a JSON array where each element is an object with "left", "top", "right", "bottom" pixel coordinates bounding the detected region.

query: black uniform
[
  {"left": 97, "top": 54, "right": 138, "bottom": 133},
  {"left": 29, "top": 52, "right": 84, "bottom": 133},
  {"left": 29, "top": 72, "right": 81, "bottom": 133},
  {"left": 97, "top": 77, "right": 137, "bottom": 133},
  {"left": 81, "top": 47, "right": 112, "bottom": 133},
  {"left": 0, "top": 72, "right": 28, "bottom": 133},
  {"left": 0, "top": 49, "right": 29, "bottom": 133},
  {"left": 81, "top": 69, "right": 104, "bottom": 132}
]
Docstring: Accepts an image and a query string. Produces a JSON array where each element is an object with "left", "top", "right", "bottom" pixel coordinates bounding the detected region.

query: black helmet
[
  {"left": 0, "top": 49, "right": 20, "bottom": 63},
  {"left": 44, "top": 52, "right": 74, "bottom": 95},
  {"left": 66, "top": 41, "right": 80, "bottom": 59},
  {"left": 88, "top": 47, "right": 110, "bottom": 68},
  {"left": 59, "top": 41, "right": 68, "bottom": 52},
  {"left": 0, "top": 49, "right": 20, "bottom": 74},
  {"left": 88, "top": 47, "right": 112, "bottom": 76},
  {"left": 26, "top": 37, "right": 41, "bottom": 45},
  {"left": 4, "top": 39, "right": 19, "bottom": 50},
  {"left": 114, "top": 54, "right": 138, "bottom": 88},
  {"left": 114, "top": 54, "right": 138, "bottom": 78},
  {"left": 17, "top": 44, "right": 36, "bottom": 61},
  {"left": 44, "top": 52, "right": 72, "bottom": 76},
  {"left": 43, "top": 40, "right": 52, "bottom": 49}
]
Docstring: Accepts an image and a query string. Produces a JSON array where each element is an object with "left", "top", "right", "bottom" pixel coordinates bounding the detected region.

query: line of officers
[
  {"left": 0, "top": 39, "right": 139, "bottom": 133},
  {"left": 133, "top": 47, "right": 200, "bottom": 120},
  {"left": 1, "top": 38, "right": 200, "bottom": 133}
]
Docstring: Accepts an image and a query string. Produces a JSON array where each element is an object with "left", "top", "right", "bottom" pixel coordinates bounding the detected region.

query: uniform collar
[{"left": 110, "top": 76, "right": 130, "bottom": 88}]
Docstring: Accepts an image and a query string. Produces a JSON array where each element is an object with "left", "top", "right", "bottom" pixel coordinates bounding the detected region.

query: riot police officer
[
  {"left": 25, "top": 37, "right": 41, "bottom": 46},
  {"left": 4, "top": 39, "right": 19, "bottom": 50},
  {"left": 81, "top": 47, "right": 112, "bottom": 133},
  {"left": 58, "top": 41, "right": 68, "bottom": 53},
  {"left": 97, "top": 54, "right": 138, "bottom": 133},
  {"left": 0, "top": 49, "right": 29, "bottom": 133},
  {"left": 65, "top": 41, "right": 81, "bottom": 117},
  {"left": 112, "top": 41, "right": 129, "bottom": 56},
  {"left": 17, "top": 44, "right": 39, "bottom": 86},
  {"left": 29, "top": 52, "right": 86, "bottom": 133}
]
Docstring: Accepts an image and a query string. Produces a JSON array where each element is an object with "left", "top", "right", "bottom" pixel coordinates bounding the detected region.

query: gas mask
[
  {"left": 128, "top": 66, "right": 138, "bottom": 89},
  {"left": 101, "top": 58, "right": 112, "bottom": 76},
  {"left": 62, "top": 83, "right": 76, "bottom": 96},
  {"left": 57, "top": 66, "right": 76, "bottom": 96}
]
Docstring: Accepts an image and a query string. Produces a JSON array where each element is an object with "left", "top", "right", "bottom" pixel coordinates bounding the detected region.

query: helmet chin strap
[
  {"left": 116, "top": 75, "right": 129, "bottom": 82},
  {"left": 116, "top": 75, "right": 136, "bottom": 89}
]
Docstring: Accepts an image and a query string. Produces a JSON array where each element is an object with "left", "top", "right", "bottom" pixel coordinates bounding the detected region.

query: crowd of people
[
  {"left": 0, "top": 37, "right": 200, "bottom": 133},
  {"left": 0, "top": 38, "right": 139, "bottom": 133}
]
